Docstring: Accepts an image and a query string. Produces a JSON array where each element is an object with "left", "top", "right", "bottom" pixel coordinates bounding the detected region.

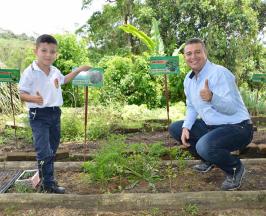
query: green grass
[{"left": 0, "top": 103, "right": 186, "bottom": 145}]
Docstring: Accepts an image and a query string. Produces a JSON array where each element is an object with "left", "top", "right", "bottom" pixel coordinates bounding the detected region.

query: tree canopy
[{"left": 79, "top": 0, "right": 265, "bottom": 84}]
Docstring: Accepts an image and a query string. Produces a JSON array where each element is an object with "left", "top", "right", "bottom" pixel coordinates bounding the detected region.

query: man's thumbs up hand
[
  {"left": 204, "top": 79, "right": 209, "bottom": 89},
  {"left": 200, "top": 79, "right": 213, "bottom": 102},
  {"left": 35, "top": 91, "right": 44, "bottom": 105}
]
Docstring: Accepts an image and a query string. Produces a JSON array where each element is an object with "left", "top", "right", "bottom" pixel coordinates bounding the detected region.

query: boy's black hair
[{"left": 36, "top": 34, "right": 57, "bottom": 46}]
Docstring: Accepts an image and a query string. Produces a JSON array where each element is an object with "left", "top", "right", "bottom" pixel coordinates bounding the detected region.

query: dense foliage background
[{"left": 0, "top": 0, "right": 265, "bottom": 114}]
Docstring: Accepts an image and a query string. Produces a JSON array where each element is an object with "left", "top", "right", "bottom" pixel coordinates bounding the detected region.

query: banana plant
[
  {"left": 119, "top": 18, "right": 164, "bottom": 55},
  {"left": 119, "top": 18, "right": 186, "bottom": 57},
  {"left": 150, "top": 18, "right": 165, "bottom": 55}
]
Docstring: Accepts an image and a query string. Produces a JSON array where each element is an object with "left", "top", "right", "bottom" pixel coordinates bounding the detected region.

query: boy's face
[{"left": 35, "top": 42, "right": 57, "bottom": 67}]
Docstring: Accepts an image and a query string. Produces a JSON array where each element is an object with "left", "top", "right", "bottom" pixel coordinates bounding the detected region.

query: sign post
[
  {"left": 0, "top": 68, "right": 20, "bottom": 144},
  {"left": 149, "top": 56, "right": 179, "bottom": 125},
  {"left": 252, "top": 74, "right": 266, "bottom": 115},
  {"left": 72, "top": 68, "right": 104, "bottom": 161}
]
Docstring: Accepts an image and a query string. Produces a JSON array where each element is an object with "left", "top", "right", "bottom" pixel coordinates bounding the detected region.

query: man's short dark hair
[
  {"left": 185, "top": 38, "right": 207, "bottom": 53},
  {"left": 36, "top": 34, "right": 57, "bottom": 46}
]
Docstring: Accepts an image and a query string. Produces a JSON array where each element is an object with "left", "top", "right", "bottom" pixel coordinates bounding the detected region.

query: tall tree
[{"left": 78, "top": 0, "right": 151, "bottom": 62}]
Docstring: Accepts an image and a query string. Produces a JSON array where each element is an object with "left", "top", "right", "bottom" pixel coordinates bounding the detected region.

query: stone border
[
  {"left": 1, "top": 158, "right": 266, "bottom": 171},
  {"left": 0, "top": 191, "right": 265, "bottom": 211},
  {"left": 1, "top": 159, "right": 266, "bottom": 212}
]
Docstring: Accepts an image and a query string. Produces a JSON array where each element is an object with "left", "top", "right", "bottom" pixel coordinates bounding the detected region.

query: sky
[{"left": 0, "top": 0, "right": 106, "bottom": 36}]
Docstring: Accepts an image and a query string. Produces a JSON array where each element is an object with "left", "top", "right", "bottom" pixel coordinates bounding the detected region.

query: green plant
[
  {"left": 148, "top": 142, "right": 167, "bottom": 157},
  {"left": 3, "top": 205, "right": 17, "bottom": 216},
  {"left": 61, "top": 110, "right": 84, "bottom": 142},
  {"left": 83, "top": 134, "right": 127, "bottom": 187},
  {"left": 150, "top": 207, "right": 160, "bottom": 216},
  {"left": 83, "top": 135, "right": 162, "bottom": 190},
  {"left": 98, "top": 55, "right": 162, "bottom": 108},
  {"left": 241, "top": 86, "right": 266, "bottom": 116},
  {"left": 13, "top": 182, "right": 35, "bottom": 193},
  {"left": 182, "top": 203, "right": 199, "bottom": 216},
  {"left": 0, "top": 127, "right": 32, "bottom": 146}
]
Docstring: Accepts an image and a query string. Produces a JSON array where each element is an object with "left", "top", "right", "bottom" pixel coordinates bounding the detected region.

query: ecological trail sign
[
  {"left": 72, "top": 68, "right": 104, "bottom": 87},
  {"left": 252, "top": 74, "right": 266, "bottom": 83},
  {"left": 0, "top": 68, "right": 20, "bottom": 83},
  {"left": 0, "top": 68, "right": 20, "bottom": 145},
  {"left": 149, "top": 56, "right": 179, "bottom": 75},
  {"left": 72, "top": 67, "right": 104, "bottom": 161},
  {"left": 149, "top": 56, "right": 180, "bottom": 133}
]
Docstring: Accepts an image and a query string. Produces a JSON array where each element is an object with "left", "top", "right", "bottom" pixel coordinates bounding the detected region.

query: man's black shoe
[
  {"left": 193, "top": 161, "right": 215, "bottom": 173},
  {"left": 40, "top": 184, "right": 65, "bottom": 194}
]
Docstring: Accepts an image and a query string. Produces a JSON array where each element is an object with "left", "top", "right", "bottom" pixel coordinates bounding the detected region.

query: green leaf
[
  {"left": 172, "top": 43, "right": 185, "bottom": 56},
  {"left": 150, "top": 18, "right": 165, "bottom": 55},
  {"left": 119, "top": 24, "right": 156, "bottom": 51}
]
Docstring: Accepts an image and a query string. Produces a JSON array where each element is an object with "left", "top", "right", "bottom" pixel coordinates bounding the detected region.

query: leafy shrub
[
  {"left": 98, "top": 55, "right": 162, "bottom": 108},
  {"left": 240, "top": 86, "right": 266, "bottom": 116},
  {"left": 83, "top": 135, "right": 128, "bottom": 184},
  {"left": 83, "top": 135, "right": 162, "bottom": 186},
  {"left": 61, "top": 109, "right": 84, "bottom": 142}
]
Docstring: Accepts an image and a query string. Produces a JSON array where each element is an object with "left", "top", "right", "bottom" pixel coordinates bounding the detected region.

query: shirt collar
[
  {"left": 189, "top": 59, "right": 211, "bottom": 79},
  {"left": 31, "top": 60, "right": 53, "bottom": 73}
]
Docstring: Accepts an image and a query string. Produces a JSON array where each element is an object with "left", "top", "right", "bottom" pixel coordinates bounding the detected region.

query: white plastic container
[{"left": 15, "top": 169, "right": 40, "bottom": 189}]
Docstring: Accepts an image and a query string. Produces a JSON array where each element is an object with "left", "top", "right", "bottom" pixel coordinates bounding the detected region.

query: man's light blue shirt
[{"left": 182, "top": 60, "right": 250, "bottom": 130}]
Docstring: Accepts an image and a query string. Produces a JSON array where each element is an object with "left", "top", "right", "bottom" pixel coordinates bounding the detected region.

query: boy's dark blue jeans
[
  {"left": 169, "top": 119, "right": 253, "bottom": 175},
  {"left": 29, "top": 106, "right": 61, "bottom": 187}
]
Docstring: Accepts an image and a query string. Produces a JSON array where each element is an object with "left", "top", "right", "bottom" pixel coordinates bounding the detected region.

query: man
[{"left": 169, "top": 38, "right": 253, "bottom": 190}]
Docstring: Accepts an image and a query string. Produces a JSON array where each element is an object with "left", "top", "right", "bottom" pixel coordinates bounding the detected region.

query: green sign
[
  {"left": 72, "top": 68, "right": 104, "bottom": 87},
  {"left": 252, "top": 74, "right": 266, "bottom": 83},
  {"left": 150, "top": 56, "right": 179, "bottom": 75},
  {"left": 0, "top": 68, "right": 20, "bottom": 83}
]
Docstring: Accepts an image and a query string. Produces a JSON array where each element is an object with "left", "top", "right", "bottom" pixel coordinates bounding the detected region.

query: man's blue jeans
[
  {"left": 29, "top": 107, "right": 61, "bottom": 187},
  {"left": 169, "top": 119, "right": 253, "bottom": 175}
]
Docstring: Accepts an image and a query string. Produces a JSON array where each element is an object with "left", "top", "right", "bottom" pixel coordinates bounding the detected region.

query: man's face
[{"left": 184, "top": 43, "right": 207, "bottom": 73}]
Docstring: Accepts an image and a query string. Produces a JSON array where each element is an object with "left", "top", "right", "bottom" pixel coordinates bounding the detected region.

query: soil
[
  {"left": 7, "top": 162, "right": 266, "bottom": 195},
  {"left": 1, "top": 128, "right": 266, "bottom": 157},
  {"left": 1, "top": 208, "right": 266, "bottom": 216},
  {"left": 4, "top": 163, "right": 266, "bottom": 216},
  {"left": 58, "top": 163, "right": 266, "bottom": 194},
  {"left": 1, "top": 124, "right": 266, "bottom": 215}
]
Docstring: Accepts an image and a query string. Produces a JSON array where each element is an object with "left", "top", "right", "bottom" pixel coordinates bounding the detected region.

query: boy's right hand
[
  {"left": 75, "top": 65, "right": 91, "bottom": 73},
  {"left": 35, "top": 91, "right": 43, "bottom": 105}
]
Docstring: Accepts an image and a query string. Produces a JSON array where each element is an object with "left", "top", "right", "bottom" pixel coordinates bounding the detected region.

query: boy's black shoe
[{"left": 39, "top": 184, "right": 65, "bottom": 194}]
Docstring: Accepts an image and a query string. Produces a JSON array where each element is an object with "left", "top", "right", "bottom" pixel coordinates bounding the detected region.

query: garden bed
[
  {"left": 1, "top": 129, "right": 266, "bottom": 161},
  {"left": 1, "top": 160, "right": 266, "bottom": 215},
  {"left": 3, "top": 160, "right": 266, "bottom": 195}
]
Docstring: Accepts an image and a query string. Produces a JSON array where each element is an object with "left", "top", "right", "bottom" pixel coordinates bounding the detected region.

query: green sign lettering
[
  {"left": 252, "top": 74, "right": 266, "bottom": 83},
  {"left": 150, "top": 56, "right": 179, "bottom": 75},
  {"left": 0, "top": 68, "right": 20, "bottom": 83}
]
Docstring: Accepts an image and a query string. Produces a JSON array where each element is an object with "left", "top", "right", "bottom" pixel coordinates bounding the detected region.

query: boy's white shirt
[{"left": 19, "top": 61, "right": 65, "bottom": 108}]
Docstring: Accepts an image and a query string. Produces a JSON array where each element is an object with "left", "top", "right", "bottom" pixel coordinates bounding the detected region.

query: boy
[{"left": 19, "top": 34, "right": 91, "bottom": 193}]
